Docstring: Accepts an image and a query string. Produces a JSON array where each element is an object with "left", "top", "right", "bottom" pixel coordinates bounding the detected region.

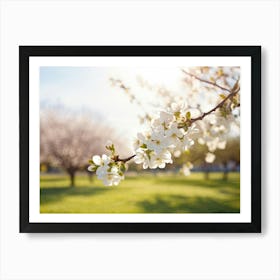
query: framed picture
[{"left": 20, "top": 46, "right": 261, "bottom": 233}]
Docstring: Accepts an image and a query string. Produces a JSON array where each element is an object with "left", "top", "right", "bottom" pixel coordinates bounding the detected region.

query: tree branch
[
  {"left": 114, "top": 88, "right": 239, "bottom": 164},
  {"left": 112, "top": 74, "right": 240, "bottom": 164},
  {"left": 114, "top": 154, "right": 136, "bottom": 163},
  {"left": 190, "top": 88, "right": 239, "bottom": 123},
  {"left": 181, "top": 69, "right": 232, "bottom": 93}
]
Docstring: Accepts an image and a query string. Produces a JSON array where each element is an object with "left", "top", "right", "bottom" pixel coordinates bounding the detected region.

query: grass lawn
[{"left": 40, "top": 172, "right": 240, "bottom": 213}]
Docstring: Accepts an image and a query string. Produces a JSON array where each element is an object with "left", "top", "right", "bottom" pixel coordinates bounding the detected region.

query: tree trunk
[
  {"left": 88, "top": 172, "right": 93, "bottom": 183},
  {"left": 223, "top": 170, "right": 228, "bottom": 181},
  {"left": 204, "top": 163, "right": 210, "bottom": 180},
  {"left": 222, "top": 162, "right": 228, "bottom": 181},
  {"left": 68, "top": 169, "right": 76, "bottom": 187}
]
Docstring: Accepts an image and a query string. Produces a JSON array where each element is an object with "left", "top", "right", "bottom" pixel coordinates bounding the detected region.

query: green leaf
[
  {"left": 186, "top": 111, "right": 191, "bottom": 120},
  {"left": 120, "top": 163, "right": 126, "bottom": 173},
  {"left": 105, "top": 143, "right": 116, "bottom": 155}
]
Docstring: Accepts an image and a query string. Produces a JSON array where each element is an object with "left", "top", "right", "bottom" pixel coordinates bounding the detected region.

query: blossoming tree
[
  {"left": 88, "top": 67, "right": 240, "bottom": 186},
  {"left": 40, "top": 110, "right": 124, "bottom": 187}
]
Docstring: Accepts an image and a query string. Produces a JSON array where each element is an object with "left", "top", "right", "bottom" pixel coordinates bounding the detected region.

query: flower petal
[
  {"left": 92, "top": 155, "right": 101, "bottom": 165},
  {"left": 101, "top": 154, "right": 111, "bottom": 165},
  {"left": 87, "top": 165, "right": 95, "bottom": 172}
]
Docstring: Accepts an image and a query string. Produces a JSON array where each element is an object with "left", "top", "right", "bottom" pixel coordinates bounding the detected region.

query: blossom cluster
[
  {"left": 133, "top": 103, "right": 198, "bottom": 170},
  {"left": 195, "top": 112, "right": 234, "bottom": 163},
  {"left": 87, "top": 100, "right": 238, "bottom": 186},
  {"left": 87, "top": 142, "right": 126, "bottom": 186},
  {"left": 181, "top": 162, "right": 194, "bottom": 176}
]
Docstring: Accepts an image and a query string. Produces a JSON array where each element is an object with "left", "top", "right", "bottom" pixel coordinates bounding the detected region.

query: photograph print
[{"left": 20, "top": 46, "right": 261, "bottom": 232}]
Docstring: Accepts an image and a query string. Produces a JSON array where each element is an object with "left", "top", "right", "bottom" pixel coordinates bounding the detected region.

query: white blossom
[
  {"left": 217, "top": 140, "right": 227, "bottom": 149},
  {"left": 88, "top": 147, "right": 126, "bottom": 186},
  {"left": 173, "top": 150, "right": 182, "bottom": 158},
  {"left": 99, "top": 166, "right": 124, "bottom": 186},
  {"left": 170, "top": 102, "right": 187, "bottom": 114},
  {"left": 149, "top": 150, "right": 173, "bottom": 169},
  {"left": 146, "top": 130, "right": 170, "bottom": 154},
  {"left": 181, "top": 162, "right": 194, "bottom": 176},
  {"left": 134, "top": 148, "right": 153, "bottom": 169},
  {"left": 133, "top": 107, "right": 198, "bottom": 171},
  {"left": 92, "top": 154, "right": 111, "bottom": 166},
  {"left": 205, "top": 152, "right": 216, "bottom": 163},
  {"left": 165, "top": 123, "right": 184, "bottom": 142},
  {"left": 158, "top": 111, "right": 174, "bottom": 127}
]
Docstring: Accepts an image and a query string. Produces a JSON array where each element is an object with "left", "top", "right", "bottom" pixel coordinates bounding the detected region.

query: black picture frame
[{"left": 19, "top": 46, "right": 261, "bottom": 233}]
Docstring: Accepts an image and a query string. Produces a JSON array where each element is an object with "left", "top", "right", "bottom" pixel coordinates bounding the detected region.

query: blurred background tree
[{"left": 40, "top": 109, "right": 125, "bottom": 187}]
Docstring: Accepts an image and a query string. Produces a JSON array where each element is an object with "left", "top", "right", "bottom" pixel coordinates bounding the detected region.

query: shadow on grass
[
  {"left": 40, "top": 175, "right": 240, "bottom": 213},
  {"left": 154, "top": 178, "right": 239, "bottom": 189},
  {"left": 40, "top": 186, "right": 110, "bottom": 205},
  {"left": 40, "top": 177, "right": 67, "bottom": 183},
  {"left": 137, "top": 195, "right": 240, "bottom": 213}
]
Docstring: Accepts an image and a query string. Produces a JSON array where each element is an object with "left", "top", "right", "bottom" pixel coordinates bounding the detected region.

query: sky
[{"left": 40, "top": 66, "right": 187, "bottom": 142}]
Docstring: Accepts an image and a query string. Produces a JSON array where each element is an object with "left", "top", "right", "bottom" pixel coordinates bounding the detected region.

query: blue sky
[
  {"left": 40, "top": 67, "right": 160, "bottom": 143},
  {"left": 40, "top": 67, "right": 145, "bottom": 142},
  {"left": 40, "top": 66, "right": 187, "bottom": 142},
  {"left": 40, "top": 66, "right": 117, "bottom": 115}
]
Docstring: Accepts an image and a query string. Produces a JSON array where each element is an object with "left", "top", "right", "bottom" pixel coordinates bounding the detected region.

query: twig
[
  {"left": 114, "top": 154, "right": 136, "bottom": 163},
  {"left": 181, "top": 69, "right": 232, "bottom": 93}
]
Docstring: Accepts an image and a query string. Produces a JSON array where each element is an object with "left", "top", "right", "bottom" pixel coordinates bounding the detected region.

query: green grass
[{"left": 40, "top": 172, "right": 240, "bottom": 213}]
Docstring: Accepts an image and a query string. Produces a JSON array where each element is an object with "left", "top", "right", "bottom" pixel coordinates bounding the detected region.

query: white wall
[{"left": 0, "top": 1, "right": 279, "bottom": 279}]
